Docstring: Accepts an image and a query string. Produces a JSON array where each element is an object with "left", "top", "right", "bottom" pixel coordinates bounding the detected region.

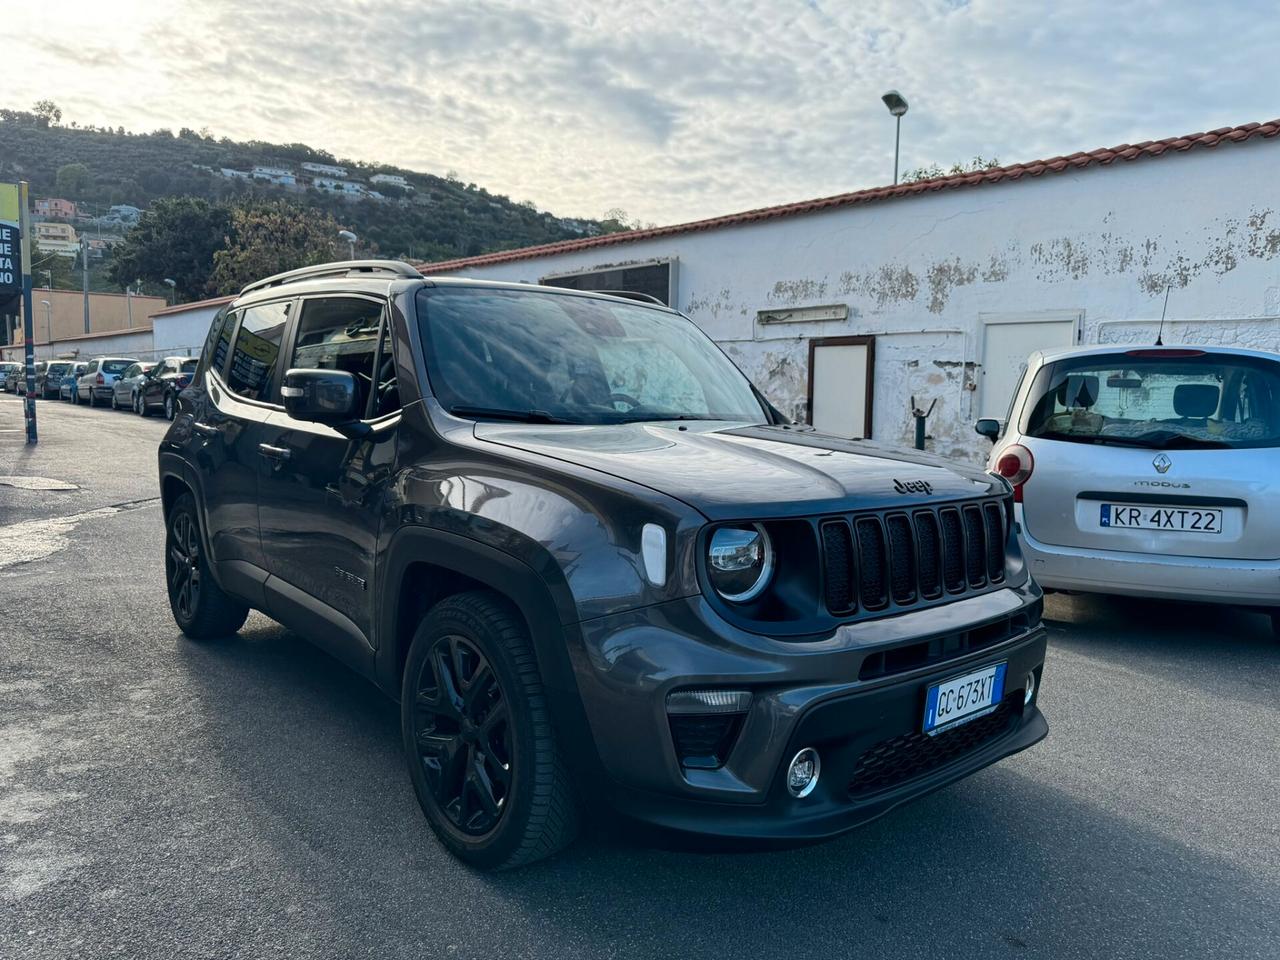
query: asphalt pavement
[{"left": 1, "top": 392, "right": 1277, "bottom": 960}]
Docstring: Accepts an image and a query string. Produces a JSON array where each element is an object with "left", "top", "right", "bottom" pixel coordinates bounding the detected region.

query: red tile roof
[{"left": 418, "top": 119, "right": 1280, "bottom": 274}]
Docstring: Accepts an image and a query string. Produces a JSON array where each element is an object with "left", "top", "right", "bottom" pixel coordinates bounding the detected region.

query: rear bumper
[
  {"left": 573, "top": 583, "right": 1048, "bottom": 840},
  {"left": 1019, "top": 511, "right": 1280, "bottom": 606}
]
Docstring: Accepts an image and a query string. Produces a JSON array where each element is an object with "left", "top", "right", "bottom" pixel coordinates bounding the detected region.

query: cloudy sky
[{"left": 9, "top": 0, "right": 1276, "bottom": 224}]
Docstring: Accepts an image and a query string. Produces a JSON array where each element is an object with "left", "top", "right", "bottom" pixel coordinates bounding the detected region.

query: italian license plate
[
  {"left": 923, "top": 662, "right": 1007, "bottom": 735},
  {"left": 1100, "top": 503, "right": 1222, "bottom": 534}
]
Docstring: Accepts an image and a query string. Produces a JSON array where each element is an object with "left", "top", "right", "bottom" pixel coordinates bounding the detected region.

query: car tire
[
  {"left": 165, "top": 492, "right": 249, "bottom": 640},
  {"left": 110, "top": 391, "right": 119, "bottom": 410},
  {"left": 401, "top": 590, "right": 579, "bottom": 870},
  {"left": 138, "top": 393, "right": 150, "bottom": 417},
  {"left": 164, "top": 392, "right": 175, "bottom": 421}
]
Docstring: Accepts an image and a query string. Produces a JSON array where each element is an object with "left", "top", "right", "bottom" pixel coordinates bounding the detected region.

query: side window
[
  {"left": 226, "top": 301, "right": 290, "bottom": 402},
  {"left": 289, "top": 298, "right": 385, "bottom": 418},
  {"left": 198, "top": 306, "right": 233, "bottom": 378},
  {"left": 85, "top": 360, "right": 98, "bottom": 375},
  {"left": 370, "top": 322, "right": 400, "bottom": 418}
]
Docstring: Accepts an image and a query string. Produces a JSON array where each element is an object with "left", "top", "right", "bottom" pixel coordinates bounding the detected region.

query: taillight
[
  {"left": 96, "top": 373, "right": 104, "bottom": 385},
  {"left": 995, "top": 444, "right": 1034, "bottom": 502}
]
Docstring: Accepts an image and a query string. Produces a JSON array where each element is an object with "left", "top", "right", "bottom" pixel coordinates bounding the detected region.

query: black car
[
  {"left": 37, "top": 360, "right": 74, "bottom": 399},
  {"left": 159, "top": 260, "right": 1048, "bottom": 870},
  {"left": 138, "top": 356, "right": 197, "bottom": 419}
]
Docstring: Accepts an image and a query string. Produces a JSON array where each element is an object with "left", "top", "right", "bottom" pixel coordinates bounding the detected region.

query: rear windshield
[
  {"left": 46, "top": 363, "right": 71, "bottom": 376},
  {"left": 102, "top": 359, "right": 134, "bottom": 375},
  {"left": 181, "top": 360, "right": 198, "bottom": 373},
  {"left": 1024, "top": 351, "right": 1280, "bottom": 449}
]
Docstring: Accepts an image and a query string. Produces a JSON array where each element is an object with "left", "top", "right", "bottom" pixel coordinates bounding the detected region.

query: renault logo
[{"left": 1152, "top": 454, "right": 1172, "bottom": 474}]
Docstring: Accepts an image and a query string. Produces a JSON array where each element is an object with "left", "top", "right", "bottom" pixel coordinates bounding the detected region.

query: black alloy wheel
[
  {"left": 401, "top": 591, "right": 578, "bottom": 869},
  {"left": 164, "top": 492, "right": 248, "bottom": 639},
  {"left": 167, "top": 509, "right": 202, "bottom": 624},
  {"left": 411, "top": 634, "right": 513, "bottom": 836}
]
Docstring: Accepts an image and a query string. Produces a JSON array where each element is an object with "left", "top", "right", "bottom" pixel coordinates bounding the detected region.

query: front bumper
[
  {"left": 1019, "top": 509, "right": 1280, "bottom": 606},
  {"left": 571, "top": 581, "right": 1047, "bottom": 840}
]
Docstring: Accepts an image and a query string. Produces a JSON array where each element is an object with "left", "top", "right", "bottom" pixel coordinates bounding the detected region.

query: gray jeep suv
[{"left": 158, "top": 260, "right": 1048, "bottom": 869}]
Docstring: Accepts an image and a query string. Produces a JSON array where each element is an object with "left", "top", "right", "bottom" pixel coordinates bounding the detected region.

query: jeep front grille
[{"left": 820, "top": 498, "right": 1009, "bottom": 618}]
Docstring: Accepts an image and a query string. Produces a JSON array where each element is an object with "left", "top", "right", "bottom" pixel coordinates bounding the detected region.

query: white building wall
[
  {"left": 429, "top": 138, "right": 1280, "bottom": 462},
  {"left": 152, "top": 305, "right": 223, "bottom": 357}
]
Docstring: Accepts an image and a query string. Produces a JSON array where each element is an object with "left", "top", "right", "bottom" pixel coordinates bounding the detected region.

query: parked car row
[{"left": 2, "top": 354, "right": 198, "bottom": 419}]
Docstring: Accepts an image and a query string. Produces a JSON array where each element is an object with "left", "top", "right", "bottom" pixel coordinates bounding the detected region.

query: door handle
[
  {"left": 192, "top": 421, "right": 218, "bottom": 436},
  {"left": 258, "top": 443, "right": 291, "bottom": 461}
]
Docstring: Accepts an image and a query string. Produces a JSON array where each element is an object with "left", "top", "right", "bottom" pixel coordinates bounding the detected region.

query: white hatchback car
[{"left": 977, "top": 345, "right": 1280, "bottom": 636}]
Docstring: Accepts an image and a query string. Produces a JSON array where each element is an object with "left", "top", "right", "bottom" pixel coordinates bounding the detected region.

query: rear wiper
[{"left": 449, "top": 405, "right": 575, "bottom": 424}]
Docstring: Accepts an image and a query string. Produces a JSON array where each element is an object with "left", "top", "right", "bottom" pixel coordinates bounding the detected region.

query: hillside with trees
[{"left": 1, "top": 102, "right": 625, "bottom": 299}]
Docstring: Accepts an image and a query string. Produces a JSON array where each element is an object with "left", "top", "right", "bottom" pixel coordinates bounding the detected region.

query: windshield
[
  {"left": 417, "top": 287, "right": 765, "bottom": 424},
  {"left": 1023, "top": 351, "right": 1280, "bottom": 449}
]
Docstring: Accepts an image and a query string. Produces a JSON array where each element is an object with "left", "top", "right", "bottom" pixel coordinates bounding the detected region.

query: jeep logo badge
[
  {"left": 1152, "top": 454, "right": 1172, "bottom": 474},
  {"left": 894, "top": 478, "right": 933, "bottom": 495}
]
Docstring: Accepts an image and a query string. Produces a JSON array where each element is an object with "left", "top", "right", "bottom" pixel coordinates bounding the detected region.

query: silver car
[{"left": 977, "top": 344, "right": 1280, "bottom": 635}]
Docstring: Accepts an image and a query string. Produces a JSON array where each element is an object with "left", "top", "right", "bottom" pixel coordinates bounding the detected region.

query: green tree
[
  {"left": 28, "top": 244, "right": 76, "bottom": 289},
  {"left": 32, "top": 99, "right": 62, "bottom": 128},
  {"left": 210, "top": 200, "right": 344, "bottom": 294},
  {"left": 55, "top": 162, "right": 91, "bottom": 196},
  {"left": 901, "top": 156, "right": 1001, "bottom": 184},
  {"left": 108, "top": 196, "right": 233, "bottom": 301}
]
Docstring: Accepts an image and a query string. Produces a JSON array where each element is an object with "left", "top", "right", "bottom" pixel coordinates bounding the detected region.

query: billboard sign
[{"left": 0, "top": 183, "right": 20, "bottom": 300}]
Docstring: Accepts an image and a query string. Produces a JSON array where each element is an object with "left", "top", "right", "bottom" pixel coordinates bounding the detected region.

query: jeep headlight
[{"left": 707, "top": 524, "right": 774, "bottom": 602}]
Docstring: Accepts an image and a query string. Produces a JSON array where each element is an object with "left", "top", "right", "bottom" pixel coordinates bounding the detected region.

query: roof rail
[
  {"left": 593, "top": 290, "right": 666, "bottom": 305},
  {"left": 239, "top": 259, "right": 423, "bottom": 296}
]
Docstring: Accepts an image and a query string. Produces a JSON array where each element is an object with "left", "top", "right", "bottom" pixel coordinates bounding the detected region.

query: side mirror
[
  {"left": 974, "top": 418, "right": 1002, "bottom": 442},
  {"left": 281, "top": 368, "right": 369, "bottom": 437}
]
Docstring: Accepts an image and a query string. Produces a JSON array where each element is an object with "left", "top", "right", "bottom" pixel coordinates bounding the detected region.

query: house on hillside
[
  {"left": 250, "top": 165, "right": 297, "bottom": 187},
  {"left": 34, "top": 198, "right": 78, "bottom": 220},
  {"left": 304, "top": 161, "right": 348, "bottom": 178},
  {"left": 418, "top": 119, "right": 1280, "bottom": 462},
  {"left": 33, "top": 221, "right": 80, "bottom": 258},
  {"left": 371, "top": 173, "right": 412, "bottom": 190}
]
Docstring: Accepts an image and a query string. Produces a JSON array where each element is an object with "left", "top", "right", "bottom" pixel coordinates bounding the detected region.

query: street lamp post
[
  {"left": 338, "top": 229, "right": 358, "bottom": 261},
  {"left": 881, "top": 90, "right": 909, "bottom": 185},
  {"left": 40, "top": 299, "right": 51, "bottom": 349},
  {"left": 163, "top": 278, "right": 176, "bottom": 307}
]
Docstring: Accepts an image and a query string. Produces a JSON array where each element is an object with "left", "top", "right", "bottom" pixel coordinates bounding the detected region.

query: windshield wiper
[{"left": 448, "top": 405, "right": 575, "bottom": 424}]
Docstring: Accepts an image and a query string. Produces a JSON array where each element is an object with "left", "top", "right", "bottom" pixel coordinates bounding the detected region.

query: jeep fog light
[
  {"left": 786, "top": 747, "right": 821, "bottom": 798},
  {"left": 1024, "top": 671, "right": 1036, "bottom": 705}
]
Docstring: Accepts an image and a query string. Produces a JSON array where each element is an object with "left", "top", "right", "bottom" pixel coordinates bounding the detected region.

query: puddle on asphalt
[{"left": 0, "top": 476, "right": 80, "bottom": 491}]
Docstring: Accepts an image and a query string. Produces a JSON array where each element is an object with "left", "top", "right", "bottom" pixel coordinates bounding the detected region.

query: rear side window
[
  {"left": 226, "top": 301, "right": 290, "bottom": 402},
  {"left": 199, "top": 306, "right": 233, "bottom": 378},
  {"left": 1024, "top": 352, "right": 1280, "bottom": 449}
]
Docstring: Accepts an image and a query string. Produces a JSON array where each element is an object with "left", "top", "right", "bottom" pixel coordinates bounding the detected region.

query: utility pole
[
  {"left": 80, "top": 234, "right": 90, "bottom": 334},
  {"left": 19, "top": 182, "right": 37, "bottom": 442}
]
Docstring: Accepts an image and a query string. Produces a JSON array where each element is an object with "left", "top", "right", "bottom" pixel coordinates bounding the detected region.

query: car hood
[{"left": 474, "top": 421, "right": 1001, "bottom": 520}]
